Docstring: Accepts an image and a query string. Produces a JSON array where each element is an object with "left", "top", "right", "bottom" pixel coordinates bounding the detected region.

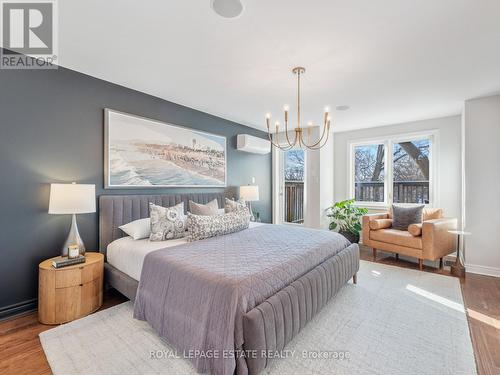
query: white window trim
[
  {"left": 347, "top": 129, "right": 439, "bottom": 209},
  {"left": 272, "top": 145, "right": 280, "bottom": 224}
]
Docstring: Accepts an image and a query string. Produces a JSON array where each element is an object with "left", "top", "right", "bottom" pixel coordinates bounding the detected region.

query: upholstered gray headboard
[{"left": 99, "top": 192, "right": 229, "bottom": 255}]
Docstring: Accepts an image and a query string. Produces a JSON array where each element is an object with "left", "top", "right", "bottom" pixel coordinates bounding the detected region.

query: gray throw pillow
[
  {"left": 224, "top": 198, "right": 246, "bottom": 213},
  {"left": 149, "top": 202, "right": 186, "bottom": 241},
  {"left": 189, "top": 199, "right": 219, "bottom": 215},
  {"left": 391, "top": 204, "right": 424, "bottom": 231},
  {"left": 187, "top": 208, "right": 251, "bottom": 241}
]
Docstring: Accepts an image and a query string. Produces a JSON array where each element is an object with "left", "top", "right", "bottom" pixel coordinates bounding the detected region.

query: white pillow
[{"left": 119, "top": 218, "right": 151, "bottom": 240}]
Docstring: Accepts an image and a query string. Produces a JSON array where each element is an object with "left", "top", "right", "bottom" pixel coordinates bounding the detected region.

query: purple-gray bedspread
[{"left": 133, "top": 224, "right": 351, "bottom": 375}]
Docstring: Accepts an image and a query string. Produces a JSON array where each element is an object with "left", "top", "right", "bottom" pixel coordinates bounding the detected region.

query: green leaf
[{"left": 327, "top": 199, "right": 367, "bottom": 235}]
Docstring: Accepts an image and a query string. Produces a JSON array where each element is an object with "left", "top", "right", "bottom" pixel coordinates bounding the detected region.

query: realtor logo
[{"left": 1, "top": 0, "right": 58, "bottom": 69}]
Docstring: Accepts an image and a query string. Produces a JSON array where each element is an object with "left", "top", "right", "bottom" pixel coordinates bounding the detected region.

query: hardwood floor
[
  {"left": 461, "top": 273, "right": 500, "bottom": 375},
  {"left": 0, "top": 289, "right": 127, "bottom": 375},
  {"left": 1, "top": 253, "right": 498, "bottom": 375}
]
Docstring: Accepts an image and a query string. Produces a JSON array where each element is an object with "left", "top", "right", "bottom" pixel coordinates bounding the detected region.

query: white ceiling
[{"left": 56, "top": 0, "right": 500, "bottom": 132}]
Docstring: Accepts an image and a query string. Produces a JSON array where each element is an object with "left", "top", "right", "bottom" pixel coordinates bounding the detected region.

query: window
[
  {"left": 350, "top": 132, "right": 436, "bottom": 206},
  {"left": 283, "top": 149, "right": 305, "bottom": 224},
  {"left": 354, "top": 143, "right": 385, "bottom": 203},
  {"left": 392, "top": 139, "right": 430, "bottom": 204}
]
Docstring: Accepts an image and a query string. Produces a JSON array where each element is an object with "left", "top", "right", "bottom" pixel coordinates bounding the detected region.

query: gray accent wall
[{"left": 0, "top": 60, "right": 272, "bottom": 317}]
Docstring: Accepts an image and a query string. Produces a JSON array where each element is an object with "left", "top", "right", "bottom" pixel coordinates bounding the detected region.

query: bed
[{"left": 99, "top": 193, "right": 359, "bottom": 375}]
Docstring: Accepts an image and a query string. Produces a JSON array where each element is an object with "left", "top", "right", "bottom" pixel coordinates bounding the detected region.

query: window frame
[{"left": 348, "top": 130, "right": 439, "bottom": 209}]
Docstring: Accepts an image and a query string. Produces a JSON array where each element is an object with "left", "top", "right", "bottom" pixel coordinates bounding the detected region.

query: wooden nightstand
[{"left": 38, "top": 252, "right": 104, "bottom": 324}]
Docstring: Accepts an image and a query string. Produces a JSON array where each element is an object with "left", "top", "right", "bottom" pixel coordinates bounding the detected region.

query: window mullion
[{"left": 386, "top": 140, "right": 392, "bottom": 206}]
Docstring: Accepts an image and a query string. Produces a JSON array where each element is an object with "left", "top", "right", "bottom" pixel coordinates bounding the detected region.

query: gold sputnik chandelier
[{"left": 266, "top": 67, "right": 331, "bottom": 150}]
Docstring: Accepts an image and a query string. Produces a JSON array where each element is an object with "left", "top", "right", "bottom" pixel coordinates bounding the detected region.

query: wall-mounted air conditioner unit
[{"left": 236, "top": 134, "right": 271, "bottom": 154}]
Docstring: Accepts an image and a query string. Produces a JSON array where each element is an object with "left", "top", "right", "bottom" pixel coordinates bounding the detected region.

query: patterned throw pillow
[
  {"left": 149, "top": 202, "right": 186, "bottom": 241},
  {"left": 391, "top": 204, "right": 424, "bottom": 231},
  {"left": 224, "top": 198, "right": 246, "bottom": 213},
  {"left": 187, "top": 208, "right": 251, "bottom": 242},
  {"left": 189, "top": 199, "right": 219, "bottom": 216}
]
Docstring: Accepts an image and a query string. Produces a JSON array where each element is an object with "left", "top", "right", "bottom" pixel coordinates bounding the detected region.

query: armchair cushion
[
  {"left": 408, "top": 223, "right": 422, "bottom": 237},
  {"left": 392, "top": 204, "right": 424, "bottom": 230},
  {"left": 369, "top": 219, "right": 393, "bottom": 230},
  {"left": 370, "top": 229, "right": 423, "bottom": 249}
]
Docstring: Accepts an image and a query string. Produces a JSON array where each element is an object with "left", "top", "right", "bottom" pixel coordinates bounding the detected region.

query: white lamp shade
[
  {"left": 240, "top": 185, "right": 259, "bottom": 201},
  {"left": 48, "top": 183, "right": 96, "bottom": 214}
]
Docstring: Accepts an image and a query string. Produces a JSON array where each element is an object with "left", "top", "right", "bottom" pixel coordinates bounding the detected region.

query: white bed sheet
[{"left": 107, "top": 222, "right": 265, "bottom": 281}]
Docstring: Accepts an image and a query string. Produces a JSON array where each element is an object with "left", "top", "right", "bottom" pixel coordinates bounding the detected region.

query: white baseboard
[{"left": 465, "top": 263, "right": 500, "bottom": 278}]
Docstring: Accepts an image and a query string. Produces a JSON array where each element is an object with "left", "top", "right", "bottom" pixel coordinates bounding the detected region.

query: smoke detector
[{"left": 211, "top": 0, "right": 244, "bottom": 18}]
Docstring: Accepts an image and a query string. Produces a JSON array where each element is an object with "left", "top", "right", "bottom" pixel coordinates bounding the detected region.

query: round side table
[
  {"left": 448, "top": 230, "right": 471, "bottom": 278},
  {"left": 38, "top": 252, "right": 104, "bottom": 324}
]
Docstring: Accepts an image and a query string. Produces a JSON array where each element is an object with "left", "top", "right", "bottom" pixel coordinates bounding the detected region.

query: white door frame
[{"left": 272, "top": 146, "right": 307, "bottom": 225}]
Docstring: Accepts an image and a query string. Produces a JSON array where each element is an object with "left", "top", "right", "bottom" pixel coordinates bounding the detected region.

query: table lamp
[
  {"left": 239, "top": 185, "right": 259, "bottom": 221},
  {"left": 48, "top": 182, "right": 96, "bottom": 256}
]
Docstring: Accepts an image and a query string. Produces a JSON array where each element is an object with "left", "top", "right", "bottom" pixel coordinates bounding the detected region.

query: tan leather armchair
[{"left": 362, "top": 209, "right": 457, "bottom": 270}]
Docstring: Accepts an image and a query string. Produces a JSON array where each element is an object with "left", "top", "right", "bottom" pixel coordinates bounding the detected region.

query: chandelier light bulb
[
  {"left": 324, "top": 106, "right": 330, "bottom": 113},
  {"left": 283, "top": 105, "right": 290, "bottom": 111},
  {"left": 266, "top": 113, "right": 271, "bottom": 119}
]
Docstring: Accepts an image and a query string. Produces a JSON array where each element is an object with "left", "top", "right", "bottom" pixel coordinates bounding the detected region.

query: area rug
[{"left": 39, "top": 261, "right": 476, "bottom": 375}]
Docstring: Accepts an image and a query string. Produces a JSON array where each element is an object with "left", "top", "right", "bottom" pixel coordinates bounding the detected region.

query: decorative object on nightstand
[
  {"left": 239, "top": 185, "right": 259, "bottom": 221},
  {"left": 67, "top": 244, "right": 80, "bottom": 259},
  {"left": 48, "top": 182, "right": 96, "bottom": 256},
  {"left": 38, "top": 252, "right": 103, "bottom": 324},
  {"left": 51, "top": 255, "right": 86, "bottom": 269},
  {"left": 448, "top": 230, "right": 471, "bottom": 278}
]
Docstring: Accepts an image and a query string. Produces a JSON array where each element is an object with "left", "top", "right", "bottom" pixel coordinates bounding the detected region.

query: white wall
[
  {"left": 463, "top": 94, "right": 500, "bottom": 277},
  {"left": 333, "top": 115, "right": 463, "bottom": 221},
  {"left": 304, "top": 129, "right": 334, "bottom": 229}
]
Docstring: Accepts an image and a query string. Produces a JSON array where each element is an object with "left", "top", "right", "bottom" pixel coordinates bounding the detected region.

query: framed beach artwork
[{"left": 104, "top": 109, "right": 227, "bottom": 188}]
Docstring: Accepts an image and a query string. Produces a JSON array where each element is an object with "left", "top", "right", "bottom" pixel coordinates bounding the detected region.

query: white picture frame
[{"left": 104, "top": 109, "right": 227, "bottom": 188}]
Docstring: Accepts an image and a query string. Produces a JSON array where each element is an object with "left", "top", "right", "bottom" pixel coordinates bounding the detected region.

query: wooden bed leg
[
  {"left": 353, "top": 273, "right": 357, "bottom": 284},
  {"left": 418, "top": 258, "right": 423, "bottom": 271},
  {"left": 372, "top": 248, "right": 377, "bottom": 260},
  {"left": 439, "top": 257, "right": 443, "bottom": 269},
  {"left": 395, "top": 253, "right": 399, "bottom": 260}
]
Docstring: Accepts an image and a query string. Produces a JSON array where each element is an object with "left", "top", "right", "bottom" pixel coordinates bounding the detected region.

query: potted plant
[{"left": 327, "top": 199, "right": 368, "bottom": 243}]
